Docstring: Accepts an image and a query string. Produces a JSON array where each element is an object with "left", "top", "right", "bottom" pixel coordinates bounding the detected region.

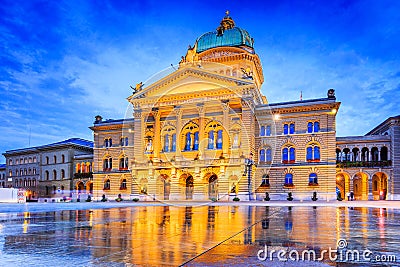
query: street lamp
[{"left": 243, "top": 153, "right": 254, "bottom": 200}]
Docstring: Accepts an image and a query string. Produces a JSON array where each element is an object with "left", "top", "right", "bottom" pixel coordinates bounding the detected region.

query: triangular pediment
[{"left": 128, "top": 66, "right": 254, "bottom": 102}]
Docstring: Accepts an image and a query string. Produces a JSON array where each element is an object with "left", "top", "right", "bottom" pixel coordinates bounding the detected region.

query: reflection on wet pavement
[{"left": 0, "top": 206, "right": 398, "bottom": 266}]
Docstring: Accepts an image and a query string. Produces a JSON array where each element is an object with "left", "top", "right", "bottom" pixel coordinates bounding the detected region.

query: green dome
[{"left": 196, "top": 27, "right": 254, "bottom": 53}]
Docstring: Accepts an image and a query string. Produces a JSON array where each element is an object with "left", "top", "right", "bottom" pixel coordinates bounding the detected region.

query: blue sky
[{"left": 1, "top": 0, "right": 400, "bottom": 162}]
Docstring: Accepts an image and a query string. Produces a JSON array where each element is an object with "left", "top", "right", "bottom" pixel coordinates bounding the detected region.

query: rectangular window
[
  {"left": 314, "top": 122, "right": 320, "bottom": 133},
  {"left": 289, "top": 123, "right": 295, "bottom": 134},
  {"left": 283, "top": 124, "right": 288, "bottom": 135},
  {"left": 266, "top": 126, "right": 271, "bottom": 136},
  {"left": 260, "top": 126, "right": 265, "bottom": 136}
]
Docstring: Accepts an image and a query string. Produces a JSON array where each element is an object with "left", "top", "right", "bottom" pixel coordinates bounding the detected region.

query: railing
[
  {"left": 74, "top": 172, "right": 93, "bottom": 179},
  {"left": 336, "top": 160, "right": 392, "bottom": 168}
]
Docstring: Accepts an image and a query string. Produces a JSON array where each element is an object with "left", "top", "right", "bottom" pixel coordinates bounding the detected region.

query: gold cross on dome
[{"left": 225, "top": 10, "right": 230, "bottom": 16}]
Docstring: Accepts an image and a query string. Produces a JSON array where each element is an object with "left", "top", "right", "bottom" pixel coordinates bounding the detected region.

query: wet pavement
[{"left": 0, "top": 203, "right": 399, "bottom": 266}]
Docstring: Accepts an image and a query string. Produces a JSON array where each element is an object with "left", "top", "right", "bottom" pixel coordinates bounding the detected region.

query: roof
[
  {"left": 4, "top": 138, "right": 93, "bottom": 155},
  {"left": 93, "top": 118, "right": 134, "bottom": 126},
  {"left": 366, "top": 115, "right": 400, "bottom": 135},
  {"left": 256, "top": 97, "right": 337, "bottom": 110},
  {"left": 196, "top": 27, "right": 254, "bottom": 54},
  {"left": 0, "top": 164, "right": 5, "bottom": 169}
]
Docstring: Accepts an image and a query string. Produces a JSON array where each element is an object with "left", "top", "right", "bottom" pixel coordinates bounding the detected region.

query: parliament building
[
  {"left": 3, "top": 13, "right": 399, "bottom": 201},
  {"left": 88, "top": 13, "right": 399, "bottom": 201}
]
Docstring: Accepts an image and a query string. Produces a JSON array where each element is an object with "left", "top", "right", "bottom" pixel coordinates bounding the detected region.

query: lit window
[
  {"left": 120, "top": 179, "right": 127, "bottom": 190},
  {"left": 282, "top": 148, "right": 288, "bottom": 162}
]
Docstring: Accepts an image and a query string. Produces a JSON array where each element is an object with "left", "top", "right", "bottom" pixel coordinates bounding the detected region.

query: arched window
[
  {"left": 380, "top": 146, "right": 388, "bottom": 161},
  {"left": 15, "top": 180, "right": 19, "bottom": 187},
  {"left": 289, "top": 147, "right": 296, "bottom": 162},
  {"left": 171, "top": 134, "right": 176, "bottom": 152},
  {"left": 45, "top": 171, "right": 49, "bottom": 180},
  {"left": 53, "top": 185, "right": 57, "bottom": 194},
  {"left": 266, "top": 125, "right": 271, "bottom": 136},
  {"left": 33, "top": 168, "right": 36, "bottom": 175},
  {"left": 9, "top": 159, "right": 13, "bottom": 165},
  {"left": 53, "top": 170, "right": 57, "bottom": 180},
  {"left": 164, "top": 134, "right": 170, "bottom": 152},
  {"left": 54, "top": 155, "right": 57, "bottom": 164},
  {"left": 283, "top": 124, "right": 288, "bottom": 135},
  {"left": 185, "top": 132, "right": 191, "bottom": 151},
  {"left": 103, "top": 157, "right": 112, "bottom": 171},
  {"left": 119, "top": 156, "right": 128, "bottom": 170},
  {"left": 314, "top": 122, "right": 320, "bottom": 132},
  {"left": 104, "top": 179, "right": 111, "bottom": 190},
  {"left": 266, "top": 148, "right": 272, "bottom": 162},
  {"left": 105, "top": 139, "right": 108, "bottom": 147},
  {"left": 120, "top": 179, "right": 127, "bottom": 190},
  {"left": 289, "top": 123, "right": 295, "bottom": 134},
  {"left": 260, "top": 126, "right": 265, "bottom": 136},
  {"left": 371, "top": 147, "right": 379, "bottom": 161},
  {"left": 309, "top": 173, "right": 318, "bottom": 185},
  {"left": 259, "top": 149, "right": 265, "bottom": 163},
  {"left": 9, "top": 170, "right": 12, "bottom": 177},
  {"left": 284, "top": 173, "right": 293, "bottom": 186},
  {"left": 33, "top": 157, "right": 36, "bottom": 163},
  {"left": 307, "top": 122, "right": 313, "bottom": 133},
  {"left": 182, "top": 122, "right": 199, "bottom": 151},
  {"left": 125, "top": 137, "right": 129, "bottom": 146},
  {"left": 282, "top": 148, "right": 288, "bottom": 163},
  {"left": 261, "top": 174, "right": 270, "bottom": 187},
  {"left": 216, "top": 130, "right": 223, "bottom": 149},
  {"left": 61, "top": 169, "right": 65, "bottom": 179},
  {"left": 314, "top": 146, "right": 320, "bottom": 160},
  {"left": 46, "top": 157, "right": 49, "bottom": 164},
  {"left": 208, "top": 130, "right": 214, "bottom": 149},
  {"left": 32, "top": 179, "right": 36, "bottom": 187},
  {"left": 193, "top": 132, "right": 199, "bottom": 150},
  {"left": 306, "top": 147, "right": 313, "bottom": 161}
]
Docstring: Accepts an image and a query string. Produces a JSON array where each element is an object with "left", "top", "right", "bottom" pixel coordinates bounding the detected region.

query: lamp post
[{"left": 243, "top": 153, "right": 254, "bottom": 201}]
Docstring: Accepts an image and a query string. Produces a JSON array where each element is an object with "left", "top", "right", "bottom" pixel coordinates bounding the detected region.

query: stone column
[
  {"left": 378, "top": 149, "right": 381, "bottom": 161},
  {"left": 175, "top": 106, "right": 183, "bottom": 160},
  {"left": 197, "top": 104, "right": 205, "bottom": 160},
  {"left": 222, "top": 100, "right": 230, "bottom": 158},
  {"left": 153, "top": 109, "right": 161, "bottom": 161},
  {"left": 133, "top": 109, "right": 145, "bottom": 163}
]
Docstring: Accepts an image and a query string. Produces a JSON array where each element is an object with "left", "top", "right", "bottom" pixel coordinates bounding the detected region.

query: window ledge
[{"left": 283, "top": 183, "right": 294, "bottom": 188}]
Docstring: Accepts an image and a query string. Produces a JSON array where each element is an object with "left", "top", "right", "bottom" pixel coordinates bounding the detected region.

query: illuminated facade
[{"left": 91, "top": 13, "right": 341, "bottom": 201}]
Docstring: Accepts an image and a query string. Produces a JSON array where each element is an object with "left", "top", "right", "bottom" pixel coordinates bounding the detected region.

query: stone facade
[
  {"left": 2, "top": 138, "right": 93, "bottom": 201},
  {"left": 0, "top": 164, "right": 6, "bottom": 188},
  {"left": 90, "top": 14, "right": 341, "bottom": 201},
  {"left": 336, "top": 116, "right": 400, "bottom": 200}
]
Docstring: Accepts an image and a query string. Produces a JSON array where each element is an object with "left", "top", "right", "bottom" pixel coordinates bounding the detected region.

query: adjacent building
[{"left": 2, "top": 138, "right": 93, "bottom": 201}]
